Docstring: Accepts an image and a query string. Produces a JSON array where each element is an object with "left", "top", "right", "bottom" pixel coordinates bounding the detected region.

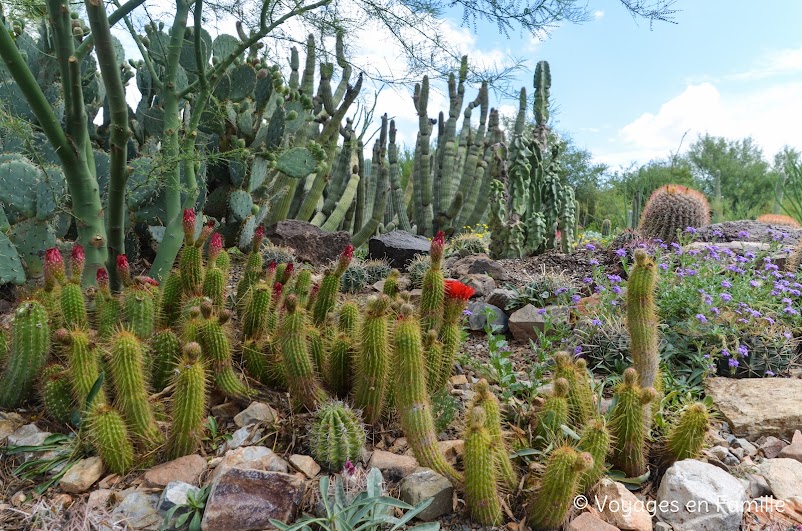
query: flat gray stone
[
  {"left": 758, "top": 458, "right": 802, "bottom": 499},
  {"left": 234, "top": 402, "right": 279, "bottom": 427},
  {"left": 112, "top": 491, "right": 161, "bottom": 530},
  {"left": 399, "top": 468, "right": 454, "bottom": 521},
  {"left": 466, "top": 302, "right": 508, "bottom": 332},
  {"left": 158, "top": 481, "right": 200, "bottom": 512}
]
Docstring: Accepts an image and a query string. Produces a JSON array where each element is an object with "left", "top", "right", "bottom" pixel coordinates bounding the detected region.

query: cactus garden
[{"left": 0, "top": 1, "right": 801, "bottom": 530}]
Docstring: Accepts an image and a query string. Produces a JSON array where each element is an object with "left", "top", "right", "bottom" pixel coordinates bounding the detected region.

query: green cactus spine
[
  {"left": 533, "top": 378, "right": 569, "bottom": 446},
  {"left": 423, "top": 330, "right": 443, "bottom": 394},
  {"left": 167, "top": 343, "right": 208, "bottom": 460},
  {"left": 577, "top": 417, "right": 611, "bottom": 494},
  {"left": 86, "top": 404, "right": 135, "bottom": 475},
  {"left": 609, "top": 368, "right": 657, "bottom": 478},
  {"left": 198, "top": 306, "right": 250, "bottom": 399},
  {"left": 292, "top": 268, "right": 313, "bottom": 307},
  {"left": 473, "top": 379, "right": 517, "bottom": 492},
  {"left": 528, "top": 446, "right": 593, "bottom": 530},
  {"left": 241, "top": 282, "right": 272, "bottom": 340},
  {"left": 382, "top": 269, "right": 401, "bottom": 298},
  {"left": 278, "top": 295, "right": 327, "bottom": 411},
  {"left": 553, "top": 352, "right": 596, "bottom": 427},
  {"left": 435, "top": 279, "right": 475, "bottom": 392},
  {"left": 312, "top": 244, "right": 353, "bottom": 326},
  {"left": 353, "top": 295, "right": 391, "bottom": 424},
  {"left": 326, "top": 301, "right": 359, "bottom": 397},
  {"left": 661, "top": 402, "right": 710, "bottom": 467},
  {"left": 123, "top": 287, "right": 156, "bottom": 341},
  {"left": 149, "top": 329, "right": 181, "bottom": 392},
  {"left": 107, "top": 330, "right": 161, "bottom": 446},
  {"left": 393, "top": 305, "right": 462, "bottom": 485},
  {"left": 0, "top": 301, "right": 50, "bottom": 408},
  {"left": 202, "top": 267, "right": 226, "bottom": 311},
  {"left": 216, "top": 249, "right": 231, "bottom": 274},
  {"left": 41, "top": 364, "right": 75, "bottom": 424},
  {"left": 58, "top": 328, "right": 106, "bottom": 407},
  {"left": 60, "top": 283, "right": 88, "bottom": 329},
  {"left": 180, "top": 245, "right": 205, "bottom": 297},
  {"left": 159, "top": 270, "right": 183, "bottom": 328},
  {"left": 628, "top": 248, "right": 661, "bottom": 427},
  {"left": 419, "top": 231, "right": 445, "bottom": 335},
  {"left": 463, "top": 406, "right": 502, "bottom": 525},
  {"left": 242, "top": 339, "right": 270, "bottom": 383},
  {"left": 308, "top": 326, "right": 326, "bottom": 378},
  {"left": 309, "top": 400, "right": 367, "bottom": 471}
]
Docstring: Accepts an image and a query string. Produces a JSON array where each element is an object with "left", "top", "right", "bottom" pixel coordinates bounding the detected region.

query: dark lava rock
[
  {"left": 368, "top": 231, "right": 431, "bottom": 269},
  {"left": 265, "top": 220, "right": 351, "bottom": 266}
]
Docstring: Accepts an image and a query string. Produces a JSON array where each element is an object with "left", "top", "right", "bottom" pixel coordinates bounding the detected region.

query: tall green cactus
[
  {"left": 609, "top": 368, "right": 657, "bottom": 478},
  {"left": 353, "top": 295, "right": 391, "bottom": 424},
  {"left": 528, "top": 446, "right": 593, "bottom": 530},
  {"left": 278, "top": 295, "right": 327, "bottom": 411},
  {"left": 0, "top": 301, "right": 50, "bottom": 408},
  {"left": 463, "top": 406, "right": 502, "bottom": 526},
  {"left": 472, "top": 380, "right": 517, "bottom": 492},
  {"left": 167, "top": 342, "right": 207, "bottom": 460},
  {"left": 86, "top": 403, "right": 135, "bottom": 475}
]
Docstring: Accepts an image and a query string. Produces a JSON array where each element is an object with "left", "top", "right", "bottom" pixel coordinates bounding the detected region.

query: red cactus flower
[
  {"left": 445, "top": 279, "right": 475, "bottom": 301},
  {"left": 197, "top": 219, "right": 215, "bottom": 245},
  {"left": 283, "top": 262, "right": 295, "bottom": 283},
  {"left": 253, "top": 226, "right": 265, "bottom": 251},
  {"left": 337, "top": 243, "right": 354, "bottom": 274},
  {"left": 116, "top": 254, "right": 131, "bottom": 284},
  {"left": 135, "top": 275, "right": 159, "bottom": 287},
  {"left": 267, "top": 260, "right": 277, "bottom": 273},
  {"left": 273, "top": 281, "right": 283, "bottom": 297},
  {"left": 430, "top": 231, "right": 446, "bottom": 262},
  {"left": 96, "top": 267, "right": 109, "bottom": 288},
  {"left": 44, "top": 247, "right": 65, "bottom": 287},
  {"left": 70, "top": 244, "right": 85, "bottom": 277},
  {"left": 45, "top": 247, "right": 63, "bottom": 266}
]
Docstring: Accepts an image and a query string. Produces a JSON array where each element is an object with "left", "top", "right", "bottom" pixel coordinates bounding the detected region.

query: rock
[
  {"left": 399, "top": 468, "right": 454, "bottom": 521},
  {"left": 653, "top": 523, "right": 672, "bottom": 531},
  {"left": 87, "top": 488, "right": 114, "bottom": 509},
  {"left": 656, "top": 459, "right": 746, "bottom": 531},
  {"left": 265, "top": 220, "right": 351, "bottom": 266},
  {"left": 0, "top": 411, "right": 25, "bottom": 442},
  {"left": 567, "top": 512, "right": 620, "bottom": 531},
  {"left": 59, "top": 456, "right": 105, "bottom": 494},
  {"left": 368, "top": 231, "right": 431, "bottom": 269},
  {"left": 694, "top": 220, "right": 801, "bottom": 245},
  {"left": 449, "top": 253, "right": 508, "bottom": 281},
  {"left": 466, "top": 302, "right": 508, "bottom": 332},
  {"left": 593, "top": 479, "right": 652, "bottom": 530},
  {"left": 731, "top": 438, "right": 757, "bottom": 457},
  {"left": 368, "top": 450, "right": 418, "bottom": 481},
  {"left": 7, "top": 423, "right": 50, "bottom": 447},
  {"left": 705, "top": 377, "right": 802, "bottom": 439},
  {"left": 158, "top": 481, "right": 200, "bottom": 512},
  {"left": 458, "top": 274, "right": 495, "bottom": 298},
  {"left": 485, "top": 288, "right": 516, "bottom": 312},
  {"left": 747, "top": 474, "right": 772, "bottom": 498},
  {"left": 223, "top": 425, "right": 263, "bottom": 451},
  {"left": 201, "top": 468, "right": 306, "bottom": 531},
  {"left": 210, "top": 446, "right": 289, "bottom": 483},
  {"left": 436, "top": 440, "right": 465, "bottom": 463},
  {"left": 779, "top": 430, "right": 802, "bottom": 463},
  {"left": 234, "top": 402, "right": 279, "bottom": 427},
  {"left": 758, "top": 458, "right": 802, "bottom": 499},
  {"left": 111, "top": 491, "right": 161, "bottom": 530},
  {"left": 508, "top": 304, "right": 570, "bottom": 343},
  {"left": 289, "top": 455, "right": 321, "bottom": 479},
  {"left": 210, "top": 402, "right": 241, "bottom": 420},
  {"left": 759, "top": 436, "right": 787, "bottom": 459},
  {"left": 408, "top": 288, "right": 422, "bottom": 303},
  {"left": 142, "top": 454, "right": 207, "bottom": 488}
]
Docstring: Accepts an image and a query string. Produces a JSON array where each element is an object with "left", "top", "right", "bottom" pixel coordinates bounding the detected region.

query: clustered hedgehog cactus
[
  {"left": 638, "top": 184, "right": 710, "bottom": 242},
  {"left": 309, "top": 400, "right": 366, "bottom": 471}
]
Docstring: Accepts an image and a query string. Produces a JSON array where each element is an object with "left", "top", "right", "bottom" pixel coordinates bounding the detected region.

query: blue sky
[{"left": 450, "top": 0, "right": 802, "bottom": 169}]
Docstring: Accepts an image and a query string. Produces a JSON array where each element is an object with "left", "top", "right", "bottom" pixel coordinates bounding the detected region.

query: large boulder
[
  {"left": 694, "top": 220, "right": 802, "bottom": 245},
  {"left": 265, "top": 220, "right": 351, "bottom": 266},
  {"left": 705, "top": 377, "right": 802, "bottom": 439},
  {"left": 368, "top": 231, "right": 431, "bottom": 269},
  {"left": 201, "top": 468, "right": 306, "bottom": 531},
  {"left": 656, "top": 459, "right": 746, "bottom": 531},
  {"left": 449, "top": 253, "right": 508, "bottom": 281}
]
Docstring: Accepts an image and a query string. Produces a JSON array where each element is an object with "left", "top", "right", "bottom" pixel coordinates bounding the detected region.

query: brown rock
[
  {"left": 778, "top": 430, "right": 802, "bottom": 464},
  {"left": 265, "top": 220, "right": 351, "bottom": 266},
  {"left": 705, "top": 377, "right": 802, "bottom": 439},
  {"left": 508, "top": 304, "right": 570, "bottom": 343},
  {"left": 568, "top": 512, "right": 620, "bottom": 531},
  {"left": 200, "top": 468, "right": 306, "bottom": 531},
  {"left": 288, "top": 455, "right": 321, "bottom": 479},
  {"left": 210, "top": 446, "right": 289, "bottom": 483},
  {"left": 594, "top": 479, "right": 652, "bottom": 531},
  {"left": 449, "top": 253, "right": 508, "bottom": 281},
  {"left": 142, "top": 454, "right": 207, "bottom": 488},
  {"left": 369, "top": 450, "right": 418, "bottom": 481},
  {"left": 759, "top": 436, "right": 788, "bottom": 459},
  {"left": 59, "top": 456, "right": 105, "bottom": 494},
  {"left": 458, "top": 274, "right": 495, "bottom": 298}
]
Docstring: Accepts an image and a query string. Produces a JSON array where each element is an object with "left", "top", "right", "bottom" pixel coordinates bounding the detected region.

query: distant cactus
[
  {"left": 638, "top": 184, "right": 710, "bottom": 242},
  {"left": 309, "top": 400, "right": 366, "bottom": 471},
  {"left": 406, "top": 254, "right": 430, "bottom": 289},
  {"left": 363, "top": 258, "right": 392, "bottom": 284},
  {"left": 601, "top": 219, "right": 611, "bottom": 237},
  {"left": 463, "top": 406, "right": 502, "bottom": 525},
  {"left": 341, "top": 262, "right": 369, "bottom": 293},
  {"left": 167, "top": 343, "right": 207, "bottom": 460},
  {"left": 756, "top": 213, "right": 802, "bottom": 229},
  {"left": 0, "top": 301, "right": 50, "bottom": 408},
  {"left": 446, "top": 233, "right": 488, "bottom": 257}
]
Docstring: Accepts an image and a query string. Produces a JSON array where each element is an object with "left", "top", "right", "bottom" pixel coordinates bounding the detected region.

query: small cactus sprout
[
  {"left": 533, "top": 378, "right": 569, "bottom": 447},
  {"left": 44, "top": 247, "right": 66, "bottom": 290},
  {"left": 86, "top": 403, "right": 135, "bottom": 475},
  {"left": 661, "top": 402, "right": 710, "bottom": 468},
  {"left": 196, "top": 220, "right": 215, "bottom": 247},
  {"left": 609, "top": 368, "right": 656, "bottom": 478},
  {"left": 419, "top": 231, "right": 446, "bottom": 335},
  {"left": 435, "top": 280, "right": 475, "bottom": 391},
  {"left": 464, "top": 406, "right": 503, "bottom": 525},
  {"left": 167, "top": 343, "right": 207, "bottom": 460},
  {"left": 0, "top": 301, "right": 51, "bottom": 408},
  {"left": 309, "top": 400, "right": 366, "bottom": 471},
  {"left": 577, "top": 417, "right": 611, "bottom": 494},
  {"left": 393, "top": 305, "right": 462, "bottom": 485},
  {"left": 278, "top": 295, "right": 327, "bottom": 411},
  {"left": 528, "top": 446, "right": 593, "bottom": 530},
  {"left": 353, "top": 295, "right": 391, "bottom": 424},
  {"left": 472, "top": 379, "right": 517, "bottom": 492}
]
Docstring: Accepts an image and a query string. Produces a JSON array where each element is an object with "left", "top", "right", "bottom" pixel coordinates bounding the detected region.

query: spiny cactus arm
[
  {"left": 192, "top": 0, "right": 207, "bottom": 90},
  {"left": 85, "top": 0, "right": 130, "bottom": 290},
  {"left": 352, "top": 159, "right": 388, "bottom": 247},
  {"left": 388, "top": 121, "right": 413, "bottom": 232},
  {"left": 301, "top": 34, "right": 316, "bottom": 97},
  {"left": 74, "top": 0, "right": 148, "bottom": 60},
  {"left": 332, "top": 31, "right": 351, "bottom": 105},
  {"left": 319, "top": 73, "right": 363, "bottom": 147}
]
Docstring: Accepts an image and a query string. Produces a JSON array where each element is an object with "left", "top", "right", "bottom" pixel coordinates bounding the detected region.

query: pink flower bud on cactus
[
  {"left": 272, "top": 281, "right": 283, "bottom": 299},
  {"left": 183, "top": 209, "right": 196, "bottom": 241},
  {"left": 44, "top": 247, "right": 65, "bottom": 288},
  {"left": 117, "top": 254, "right": 131, "bottom": 285},
  {"left": 70, "top": 244, "right": 85, "bottom": 281},
  {"left": 96, "top": 267, "right": 109, "bottom": 291},
  {"left": 336, "top": 243, "right": 354, "bottom": 274},
  {"left": 430, "top": 231, "right": 445, "bottom": 263},
  {"left": 209, "top": 233, "right": 223, "bottom": 262},
  {"left": 196, "top": 220, "right": 215, "bottom": 246},
  {"left": 252, "top": 226, "right": 265, "bottom": 252}
]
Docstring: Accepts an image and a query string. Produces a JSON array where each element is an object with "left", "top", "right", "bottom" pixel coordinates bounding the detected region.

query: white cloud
[
  {"left": 594, "top": 10, "right": 605, "bottom": 19},
  {"left": 597, "top": 80, "right": 802, "bottom": 168},
  {"left": 729, "top": 46, "right": 802, "bottom": 81}
]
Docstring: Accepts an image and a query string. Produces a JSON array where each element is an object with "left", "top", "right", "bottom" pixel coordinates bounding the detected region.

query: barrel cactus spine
[{"left": 309, "top": 400, "right": 366, "bottom": 471}]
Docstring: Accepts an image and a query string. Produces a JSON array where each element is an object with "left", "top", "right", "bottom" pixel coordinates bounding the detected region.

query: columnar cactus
[
  {"left": 553, "top": 352, "right": 596, "bottom": 427},
  {"left": 198, "top": 305, "right": 249, "bottom": 399},
  {"left": 278, "top": 295, "right": 327, "bottom": 410},
  {"left": 577, "top": 417, "right": 611, "bottom": 494},
  {"left": 95, "top": 268, "right": 121, "bottom": 339},
  {"left": 533, "top": 378, "right": 569, "bottom": 446},
  {"left": 312, "top": 244, "right": 353, "bottom": 326},
  {"left": 123, "top": 285, "right": 157, "bottom": 340},
  {"left": 528, "top": 446, "right": 593, "bottom": 530},
  {"left": 57, "top": 328, "right": 106, "bottom": 407},
  {"left": 608, "top": 368, "right": 657, "bottom": 478},
  {"left": 241, "top": 282, "right": 272, "bottom": 340},
  {"left": 382, "top": 269, "right": 401, "bottom": 298},
  {"left": 159, "top": 270, "right": 183, "bottom": 328},
  {"left": 60, "top": 246, "right": 88, "bottom": 329},
  {"left": 472, "top": 379, "right": 517, "bottom": 491},
  {"left": 179, "top": 210, "right": 204, "bottom": 296},
  {"left": 661, "top": 402, "right": 710, "bottom": 467},
  {"left": 86, "top": 404, "right": 135, "bottom": 475},
  {"left": 393, "top": 304, "right": 462, "bottom": 485},
  {"left": 41, "top": 364, "right": 74, "bottom": 424},
  {"left": 326, "top": 301, "right": 359, "bottom": 397},
  {"left": 638, "top": 184, "right": 710, "bottom": 242},
  {"left": 419, "top": 231, "right": 445, "bottom": 335},
  {"left": 0, "top": 301, "right": 50, "bottom": 408},
  {"left": 463, "top": 406, "right": 502, "bottom": 525},
  {"left": 601, "top": 219, "right": 611, "bottom": 237},
  {"left": 167, "top": 343, "right": 207, "bottom": 460},
  {"left": 309, "top": 400, "right": 366, "bottom": 471},
  {"left": 627, "top": 249, "right": 660, "bottom": 422},
  {"left": 433, "top": 280, "right": 474, "bottom": 392},
  {"left": 150, "top": 329, "right": 181, "bottom": 392}
]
